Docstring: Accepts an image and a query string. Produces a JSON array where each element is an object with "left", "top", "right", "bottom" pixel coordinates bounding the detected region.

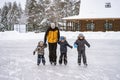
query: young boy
[
  {"left": 58, "top": 36, "right": 73, "bottom": 65},
  {"left": 33, "top": 41, "right": 47, "bottom": 66},
  {"left": 74, "top": 33, "right": 90, "bottom": 66}
]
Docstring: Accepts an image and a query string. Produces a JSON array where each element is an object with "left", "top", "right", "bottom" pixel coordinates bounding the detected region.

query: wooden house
[{"left": 62, "top": 0, "right": 120, "bottom": 31}]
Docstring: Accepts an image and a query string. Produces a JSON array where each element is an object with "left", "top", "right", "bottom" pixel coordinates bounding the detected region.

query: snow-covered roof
[{"left": 63, "top": 0, "right": 120, "bottom": 20}]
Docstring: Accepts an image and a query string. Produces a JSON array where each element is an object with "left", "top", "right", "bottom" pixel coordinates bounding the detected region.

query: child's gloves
[
  {"left": 74, "top": 43, "right": 78, "bottom": 48},
  {"left": 57, "top": 41, "right": 60, "bottom": 44},
  {"left": 88, "top": 45, "right": 90, "bottom": 48},
  {"left": 33, "top": 51, "right": 35, "bottom": 55},
  {"left": 70, "top": 46, "right": 73, "bottom": 49}
]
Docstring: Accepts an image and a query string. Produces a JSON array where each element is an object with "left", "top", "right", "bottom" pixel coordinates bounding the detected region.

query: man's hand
[{"left": 44, "top": 43, "right": 47, "bottom": 47}]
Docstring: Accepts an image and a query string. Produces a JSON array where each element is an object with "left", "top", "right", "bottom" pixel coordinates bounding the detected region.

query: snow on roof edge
[{"left": 62, "top": 15, "right": 120, "bottom": 20}]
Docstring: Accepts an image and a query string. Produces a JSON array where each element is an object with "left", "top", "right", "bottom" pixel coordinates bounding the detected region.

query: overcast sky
[{"left": 0, "top": 0, "right": 26, "bottom": 10}]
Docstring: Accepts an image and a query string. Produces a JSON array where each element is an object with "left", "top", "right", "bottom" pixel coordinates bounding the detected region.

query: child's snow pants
[
  {"left": 78, "top": 49, "right": 87, "bottom": 64},
  {"left": 59, "top": 53, "right": 67, "bottom": 65},
  {"left": 37, "top": 54, "right": 45, "bottom": 65}
]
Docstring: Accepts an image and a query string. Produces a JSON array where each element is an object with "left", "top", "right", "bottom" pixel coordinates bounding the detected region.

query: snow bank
[
  {"left": 61, "top": 31, "right": 120, "bottom": 40},
  {"left": 0, "top": 31, "right": 120, "bottom": 40},
  {"left": 0, "top": 31, "right": 45, "bottom": 40}
]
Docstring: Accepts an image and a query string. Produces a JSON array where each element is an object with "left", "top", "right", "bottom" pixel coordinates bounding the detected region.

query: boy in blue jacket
[
  {"left": 58, "top": 36, "right": 73, "bottom": 65},
  {"left": 74, "top": 33, "right": 90, "bottom": 66}
]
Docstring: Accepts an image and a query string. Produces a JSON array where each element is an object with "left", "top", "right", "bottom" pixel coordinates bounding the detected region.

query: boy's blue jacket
[
  {"left": 58, "top": 40, "right": 72, "bottom": 53},
  {"left": 74, "top": 39, "right": 90, "bottom": 51}
]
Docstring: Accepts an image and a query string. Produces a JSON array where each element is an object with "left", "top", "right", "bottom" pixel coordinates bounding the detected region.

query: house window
[
  {"left": 105, "top": 2, "right": 111, "bottom": 8},
  {"left": 74, "top": 23, "right": 80, "bottom": 31},
  {"left": 86, "top": 22, "right": 95, "bottom": 31},
  {"left": 104, "top": 22, "right": 112, "bottom": 31}
]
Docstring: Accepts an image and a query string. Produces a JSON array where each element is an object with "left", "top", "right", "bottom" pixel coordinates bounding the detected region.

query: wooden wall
[{"left": 66, "top": 19, "right": 120, "bottom": 31}]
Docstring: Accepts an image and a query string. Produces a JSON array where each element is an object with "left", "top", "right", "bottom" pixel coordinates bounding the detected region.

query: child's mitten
[{"left": 33, "top": 51, "right": 35, "bottom": 55}]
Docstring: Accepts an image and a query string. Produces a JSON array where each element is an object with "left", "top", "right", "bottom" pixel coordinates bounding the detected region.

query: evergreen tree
[
  {"left": 72, "top": 0, "right": 80, "bottom": 15},
  {"left": 25, "top": 0, "right": 38, "bottom": 31},
  {"left": 18, "top": 3, "right": 23, "bottom": 18},
  {"left": 7, "top": 2, "right": 12, "bottom": 11},
  {"left": 36, "top": 2, "right": 45, "bottom": 31},
  {"left": 0, "top": 8, "right": 1, "bottom": 21},
  {"left": 0, "top": 3, "right": 9, "bottom": 30},
  {"left": 7, "top": 1, "right": 22, "bottom": 30},
  {"left": 25, "top": 0, "right": 30, "bottom": 14},
  {"left": 24, "top": 0, "right": 80, "bottom": 31},
  {"left": 0, "top": 2, "right": 23, "bottom": 31}
]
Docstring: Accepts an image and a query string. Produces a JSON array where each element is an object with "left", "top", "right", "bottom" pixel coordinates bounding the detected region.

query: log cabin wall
[
  {"left": 113, "top": 20, "right": 120, "bottom": 31},
  {"left": 94, "top": 20, "right": 105, "bottom": 31},
  {"left": 65, "top": 19, "right": 120, "bottom": 31}
]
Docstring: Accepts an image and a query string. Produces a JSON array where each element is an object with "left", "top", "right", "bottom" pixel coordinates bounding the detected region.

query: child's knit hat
[
  {"left": 79, "top": 33, "right": 84, "bottom": 37},
  {"left": 60, "top": 36, "right": 65, "bottom": 40},
  {"left": 38, "top": 41, "right": 44, "bottom": 45}
]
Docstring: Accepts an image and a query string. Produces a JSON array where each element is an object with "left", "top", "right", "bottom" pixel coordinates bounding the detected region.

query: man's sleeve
[
  {"left": 44, "top": 28, "right": 49, "bottom": 44},
  {"left": 57, "top": 28, "right": 60, "bottom": 42}
]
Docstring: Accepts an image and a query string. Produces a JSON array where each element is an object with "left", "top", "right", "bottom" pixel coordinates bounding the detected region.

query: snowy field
[{"left": 0, "top": 31, "right": 120, "bottom": 80}]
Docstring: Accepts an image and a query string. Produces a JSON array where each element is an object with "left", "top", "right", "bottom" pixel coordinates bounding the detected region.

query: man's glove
[{"left": 44, "top": 43, "right": 47, "bottom": 47}]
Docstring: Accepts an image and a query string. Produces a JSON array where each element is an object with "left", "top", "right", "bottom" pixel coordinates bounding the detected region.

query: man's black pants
[{"left": 48, "top": 43, "right": 57, "bottom": 63}]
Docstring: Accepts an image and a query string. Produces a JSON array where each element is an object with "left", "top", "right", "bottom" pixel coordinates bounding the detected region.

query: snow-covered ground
[
  {"left": 0, "top": 31, "right": 120, "bottom": 80},
  {"left": 1, "top": 31, "right": 120, "bottom": 40}
]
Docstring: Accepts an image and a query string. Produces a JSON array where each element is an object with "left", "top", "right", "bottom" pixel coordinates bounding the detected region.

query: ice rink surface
[{"left": 0, "top": 39, "right": 120, "bottom": 80}]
